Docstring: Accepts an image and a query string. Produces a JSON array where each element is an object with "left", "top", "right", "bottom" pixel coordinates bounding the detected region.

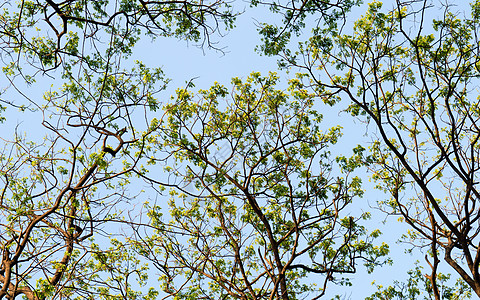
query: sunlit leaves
[
  {"left": 137, "top": 72, "right": 388, "bottom": 298},
  {"left": 269, "top": 0, "right": 480, "bottom": 296},
  {"left": 367, "top": 262, "right": 473, "bottom": 300}
]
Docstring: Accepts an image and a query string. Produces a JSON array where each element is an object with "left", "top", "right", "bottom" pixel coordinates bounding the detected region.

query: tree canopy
[{"left": 0, "top": 0, "right": 478, "bottom": 299}]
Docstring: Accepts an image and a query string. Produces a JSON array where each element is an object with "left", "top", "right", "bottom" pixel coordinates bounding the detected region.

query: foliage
[
  {"left": 258, "top": 0, "right": 480, "bottom": 297},
  {"left": 253, "top": 0, "right": 362, "bottom": 58},
  {"left": 136, "top": 72, "right": 389, "bottom": 299},
  {"left": 0, "top": 0, "right": 236, "bottom": 299},
  {"left": 2, "top": 0, "right": 480, "bottom": 299},
  {"left": 367, "top": 262, "right": 472, "bottom": 300},
  {"left": 0, "top": 0, "right": 235, "bottom": 74}
]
